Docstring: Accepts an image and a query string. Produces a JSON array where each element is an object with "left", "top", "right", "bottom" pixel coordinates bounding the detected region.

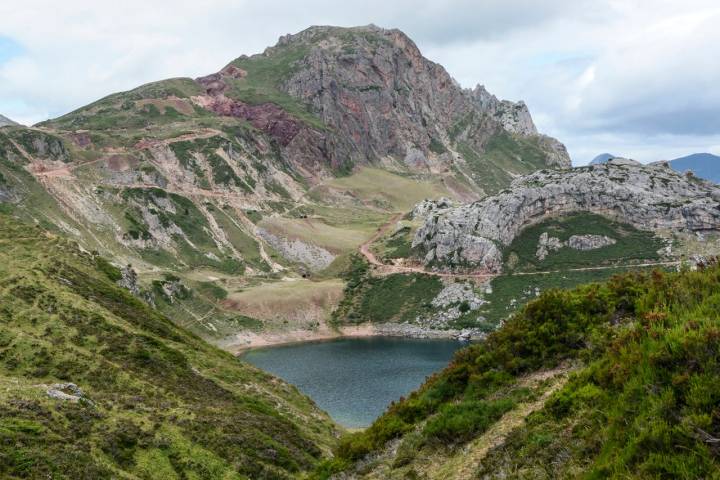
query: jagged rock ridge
[
  {"left": 201, "top": 25, "right": 570, "bottom": 182},
  {"left": 414, "top": 158, "right": 720, "bottom": 272}
]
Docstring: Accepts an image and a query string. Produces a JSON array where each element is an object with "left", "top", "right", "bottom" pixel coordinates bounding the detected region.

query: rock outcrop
[
  {"left": 44, "top": 383, "right": 91, "bottom": 404},
  {"left": 535, "top": 232, "right": 616, "bottom": 260},
  {"left": 226, "top": 25, "right": 571, "bottom": 174},
  {"left": 535, "top": 232, "right": 564, "bottom": 260},
  {"left": 414, "top": 158, "right": 720, "bottom": 272},
  {"left": 257, "top": 228, "right": 335, "bottom": 271},
  {"left": 567, "top": 234, "right": 616, "bottom": 251},
  {"left": 412, "top": 197, "right": 455, "bottom": 220}
]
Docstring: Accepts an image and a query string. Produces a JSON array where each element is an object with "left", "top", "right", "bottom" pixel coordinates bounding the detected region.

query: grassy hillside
[
  {"left": 455, "top": 131, "right": 553, "bottom": 195},
  {"left": 332, "top": 255, "right": 444, "bottom": 326},
  {"left": 504, "top": 213, "right": 665, "bottom": 273},
  {"left": 323, "top": 264, "right": 720, "bottom": 479},
  {"left": 0, "top": 25, "right": 572, "bottom": 348},
  {"left": 0, "top": 215, "right": 338, "bottom": 479},
  {"left": 451, "top": 213, "right": 670, "bottom": 329}
]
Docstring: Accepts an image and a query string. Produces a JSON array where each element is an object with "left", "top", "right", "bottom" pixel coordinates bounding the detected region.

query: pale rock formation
[
  {"left": 257, "top": 228, "right": 335, "bottom": 271},
  {"left": 412, "top": 197, "right": 455, "bottom": 220},
  {"left": 567, "top": 234, "right": 616, "bottom": 251},
  {"left": 414, "top": 158, "right": 720, "bottom": 272},
  {"left": 536, "top": 232, "right": 563, "bottom": 260}
]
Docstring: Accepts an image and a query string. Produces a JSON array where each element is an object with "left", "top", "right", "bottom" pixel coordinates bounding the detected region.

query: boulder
[{"left": 567, "top": 234, "right": 616, "bottom": 251}]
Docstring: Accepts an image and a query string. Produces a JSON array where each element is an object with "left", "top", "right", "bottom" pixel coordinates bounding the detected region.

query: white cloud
[{"left": 0, "top": 0, "right": 718, "bottom": 163}]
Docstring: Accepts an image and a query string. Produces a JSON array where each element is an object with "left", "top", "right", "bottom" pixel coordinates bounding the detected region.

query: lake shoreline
[
  {"left": 225, "top": 323, "right": 484, "bottom": 355},
  {"left": 240, "top": 335, "right": 466, "bottom": 428}
]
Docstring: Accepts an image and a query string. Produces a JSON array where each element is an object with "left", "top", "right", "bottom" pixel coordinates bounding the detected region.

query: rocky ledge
[
  {"left": 413, "top": 158, "right": 720, "bottom": 272},
  {"left": 373, "top": 323, "right": 485, "bottom": 342},
  {"left": 536, "top": 232, "right": 616, "bottom": 260}
]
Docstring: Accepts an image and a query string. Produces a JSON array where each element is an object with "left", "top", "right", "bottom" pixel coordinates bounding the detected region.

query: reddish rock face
[
  {"left": 191, "top": 25, "right": 569, "bottom": 176},
  {"left": 195, "top": 69, "right": 302, "bottom": 146},
  {"left": 220, "top": 65, "right": 247, "bottom": 79},
  {"left": 201, "top": 95, "right": 301, "bottom": 146},
  {"left": 196, "top": 73, "right": 227, "bottom": 96},
  {"left": 70, "top": 132, "right": 92, "bottom": 147}
]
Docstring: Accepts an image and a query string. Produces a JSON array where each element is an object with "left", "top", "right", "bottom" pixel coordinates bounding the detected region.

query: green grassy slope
[
  {"left": 41, "top": 78, "right": 206, "bottom": 134},
  {"left": 504, "top": 213, "right": 664, "bottom": 273},
  {"left": 331, "top": 255, "right": 444, "bottom": 326},
  {"left": 460, "top": 213, "right": 668, "bottom": 329},
  {"left": 455, "top": 131, "right": 554, "bottom": 196},
  {"left": 2, "top": 26, "right": 571, "bottom": 345},
  {"left": 324, "top": 264, "right": 720, "bottom": 479},
  {"left": 227, "top": 45, "right": 325, "bottom": 130},
  {"left": 0, "top": 215, "right": 338, "bottom": 479}
]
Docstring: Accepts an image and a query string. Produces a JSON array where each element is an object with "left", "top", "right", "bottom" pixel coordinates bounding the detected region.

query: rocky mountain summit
[
  {"left": 192, "top": 25, "right": 569, "bottom": 184},
  {"left": 271, "top": 25, "right": 569, "bottom": 173},
  {"left": 414, "top": 158, "right": 720, "bottom": 272}
]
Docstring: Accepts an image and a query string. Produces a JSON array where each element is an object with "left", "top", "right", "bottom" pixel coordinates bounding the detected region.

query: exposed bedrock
[{"left": 413, "top": 158, "right": 720, "bottom": 272}]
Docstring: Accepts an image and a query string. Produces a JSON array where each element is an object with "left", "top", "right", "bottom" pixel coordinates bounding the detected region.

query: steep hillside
[
  {"left": 0, "top": 115, "right": 18, "bottom": 127},
  {"left": 0, "top": 214, "right": 338, "bottom": 479},
  {"left": 324, "top": 263, "right": 720, "bottom": 479},
  {"left": 332, "top": 210, "right": 673, "bottom": 340},
  {"left": 0, "top": 25, "right": 569, "bottom": 346},
  {"left": 669, "top": 152, "right": 720, "bottom": 184}
]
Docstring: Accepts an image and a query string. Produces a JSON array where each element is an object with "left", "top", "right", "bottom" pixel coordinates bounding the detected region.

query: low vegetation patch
[
  {"left": 375, "top": 225, "right": 415, "bottom": 261},
  {"left": 457, "top": 131, "right": 550, "bottom": 194},
  {"left": 504, "top": 212, "right": 664, "bottom": 272},
  {"left": 333, "top": 255, "right": 443, "bottom": 325}
]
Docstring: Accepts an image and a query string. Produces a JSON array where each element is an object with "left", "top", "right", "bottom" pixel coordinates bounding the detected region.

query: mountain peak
[
  {"left": 267, "top": 24, "right": 422, "bottom": 62},
  {"left": 276, "top": 24, "right": 404, "bottom": 45},
  {"left": 209, "top": 24, "right": 569, "bottom": 178}
]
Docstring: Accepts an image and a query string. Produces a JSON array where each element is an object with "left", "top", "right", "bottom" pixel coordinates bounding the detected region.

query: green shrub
[{"left": 422, "top": 398, "right": 516, "bottom": 445}]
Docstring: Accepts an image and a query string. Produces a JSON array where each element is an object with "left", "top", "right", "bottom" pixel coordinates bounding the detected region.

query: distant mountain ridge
[
  {"left": 590, "top": 152, "right": 616, "bottom": 164},
  {"left": 590, "top": 152, "right": 720, "bottom": 184},
  {"left": 0, "top": 114, "right": 18, "bottom": 127},
  {"left": 668, "top": 152, "right": 720, "bottom": 183}
]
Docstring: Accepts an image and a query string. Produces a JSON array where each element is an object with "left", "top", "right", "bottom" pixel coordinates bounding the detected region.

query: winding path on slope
[
  {"left": 358, "top": 214, "right": 680, "bottom": 281},
  {"left": 20, "top": 128, "right": 225, "bottom": 178},
  {"left": 427, "top": 365, "right": 574, "bottom": 480},
  {"left": 358, "top": 213, "right": 496, "bottom": 280}
]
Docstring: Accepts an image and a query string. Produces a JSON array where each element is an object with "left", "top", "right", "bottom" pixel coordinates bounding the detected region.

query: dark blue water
[{"left": 241, "top": 337, "right": 464, "bottom": 428}]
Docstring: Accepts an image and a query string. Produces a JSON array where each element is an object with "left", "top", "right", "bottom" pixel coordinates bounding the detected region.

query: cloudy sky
[{"left": 1, "top": 0, "right": 718, "bottom": 164}]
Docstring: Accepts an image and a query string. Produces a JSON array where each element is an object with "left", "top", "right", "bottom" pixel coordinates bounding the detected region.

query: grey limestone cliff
[{"left": 413, "top": 158, "right": 720, "bottom": 272}]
